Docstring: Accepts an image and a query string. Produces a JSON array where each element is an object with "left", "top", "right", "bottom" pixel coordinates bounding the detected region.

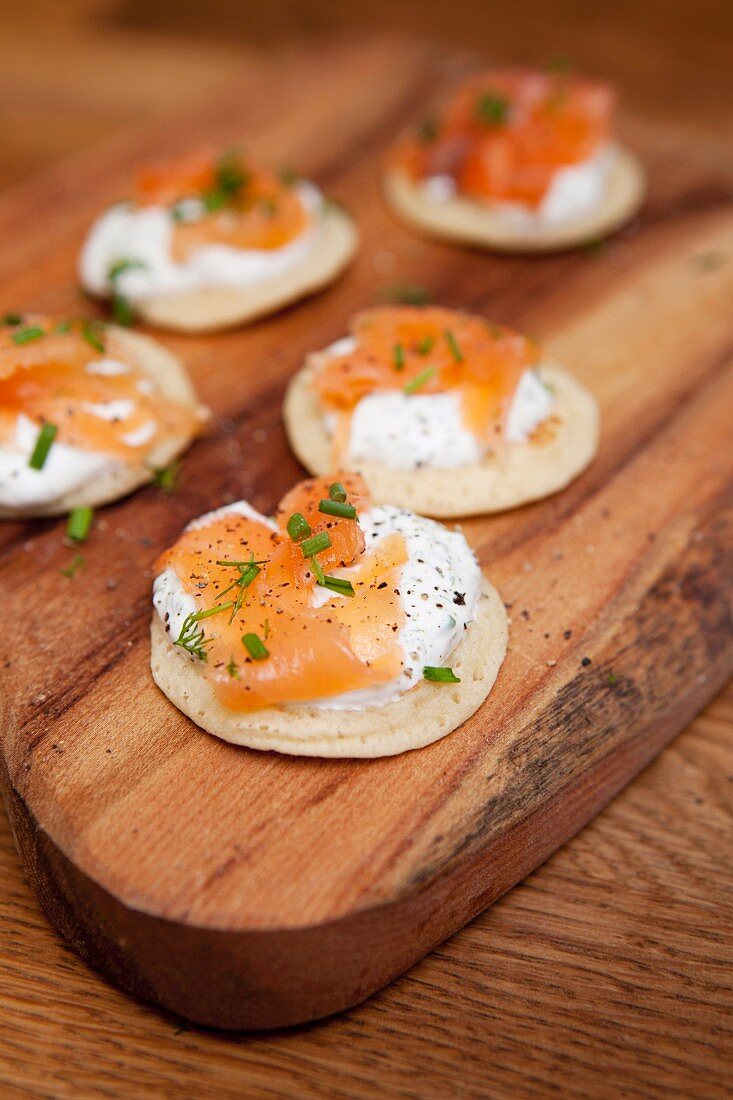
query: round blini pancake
[
  {"left": 150, "top": 577, "right": 507, "bottom": 758},
  {"left": 283, "top": 360, "right": 599, "bottom": 518},
  {"left": 131, "top": 207, "right": 358, "bottom": 333},
  {"left": 383, "top": 145, "right": 644, "bottom": 252},
  {"left": 0, "top": 325, "right": 205, "bottom": 520}
]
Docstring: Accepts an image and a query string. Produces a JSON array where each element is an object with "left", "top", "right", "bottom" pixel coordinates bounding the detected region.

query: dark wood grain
[{"left": 0, "top": 29, "right": 731, "bottom": 1049}]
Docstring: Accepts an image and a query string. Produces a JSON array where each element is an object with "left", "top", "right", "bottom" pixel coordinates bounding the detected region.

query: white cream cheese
[
  {"left": 79, "top": 182, "right": 324, "bottom": 301},
  {"left": 325, "top": 365, "right": 554, "bottom": 470},
  {"left": 0, "top": 413, "right": 121, "bottom": 510},
  {"left": 422, "top": 145, "right": 616, "bottom": 227},
  {"left": 153, "top": 502, "right": 481, "bottom": 711},
  {"left": 348, "top": 391, "right": 483, "bottom": 469}
]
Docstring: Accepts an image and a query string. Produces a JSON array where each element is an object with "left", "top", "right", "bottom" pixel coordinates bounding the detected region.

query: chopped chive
[
  {"left": 278, "top": 166, "right": 300, "bottom": 186},
  {"left": 417, "top": 335, "right": 435, "bottom": 355},
  {"left": 188, "top": 601, "right": 235, "bottom": 622},
  {"left": 445, "top": 329, "right": 464, "bottom": 362},
  {"left": 11, "top": 326, "right": 45, "bottom": 345},
  {"left": 226, "top": 656, "right": 239, "bottom": 678},
  {"left": 318, "top": 499, "right": 357, "bottom": 520},
  {"left": 378, "top": 283, "right": 430, "bottom": 306},
  {"left": 242, "top": 632, "right": 269, "bottom": 661},
  {"left": 2, "top": 313, "right": 22, "bottom": 326},
  {"left": 417, "top": 117, "right": 437, "bottom": 143},
  {"left": 67, "top": 506, "right": 93, "bottom": 543},
  {"left": 320, "top": 575, "right": 355, "bottom": 598},
  {"left": 404, "top": 366, "right": 437, "bottom": 394},
  {"left": 55, "top": 321, "right": 72, "bottom": 334},
  {"left": 227, "top": 557, "right": 261, "bottom": 622},
  {"left": 310, "top": 553, "right": 325, "bottom": 585},
  {"left": 60, "top": 552, "right": 85, "bottom": 579},
  {"left": 112, "top": 295, "right": 136, "bottom": 327},
  {"left": 423, "top": 666, "right": 461, "bottom": 683},
  {"left": 107, "top": 257, "right": 147, "bottom": 282},
  {"left": 81, "top": 321, "right": 106, "bottom": 353},
  {"left": 328, "top": 482, "right": 347, "bottom": 503},
  {"left": 301, "top": 531, "right": 331, "bottom": 557},
  {"left": 393, "top": 343, "right": 405, "bottom": 371},
  {"left": 216, "top": 558, "right": 267, "bottom": 568},
  {"left": 152, "top": 460, "right": 180, "bottom": 492},
  {"left": 474, "top": 92, "right": 509, "bottom": 126},
  {"left": 287, "top": 511, "right": 312, "bottom": 541},
  {"left": 28, "top": 422, "right": 57, "bottom": 470}
]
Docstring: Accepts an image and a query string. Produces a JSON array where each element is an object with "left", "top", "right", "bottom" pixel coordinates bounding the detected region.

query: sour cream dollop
[
  {"left": 422, "top": 146, "right": 616, "bottom": 228},
  {"left": 318, "top": 338, "right": 555, "bottom": 471},
  {"left": 80, "top": 182, "right": 324, "bottom": 301},
  {"left": 153, "top": 501, "right": 481, "bottom": 711}
]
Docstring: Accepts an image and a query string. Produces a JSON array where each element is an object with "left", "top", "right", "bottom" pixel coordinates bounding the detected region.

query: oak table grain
[{"left": 0, "top": 9, "right": 731, "bottom": 1099}]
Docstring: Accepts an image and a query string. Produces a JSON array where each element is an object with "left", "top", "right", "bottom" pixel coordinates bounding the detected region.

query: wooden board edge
[{"left": 0, "top": 661, "right": 727, "bottom": 1031}]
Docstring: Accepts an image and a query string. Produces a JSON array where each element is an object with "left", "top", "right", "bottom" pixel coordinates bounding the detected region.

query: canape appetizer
[
  {"left": 284, "top": 305, "right": 599, "bottom": 517},
  {"left": 384, "top": 68, "right": 644, "bottom": 251},
  {"left": 80, "top": 150, "right": 358, "bottom": 332},
  {"left": 150, "top": 474, "right": 507, "bottom": 757},
  {"left": 0, "top": 314, "right": 205, "bottom": 517}
]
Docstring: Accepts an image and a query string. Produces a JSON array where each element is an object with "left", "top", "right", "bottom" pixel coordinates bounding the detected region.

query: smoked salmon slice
[
  {"left": 312, "top": 305, "right": 538, "bottom": 445},
  {"left": 0, "top": 314, "right": 198, "bottom": 459},
  {"left": 134, "top": 149, "right": 311, "bottom": 259},
  {"left": 157, "top": 475, "right": 407, "bottom": 711},
  {"left": 393, "top": 68, "right": 614, "bottom": 208}
]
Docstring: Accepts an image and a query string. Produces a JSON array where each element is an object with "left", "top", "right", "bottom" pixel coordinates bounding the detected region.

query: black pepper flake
[
  {"left": 453, "top": 592, "right": 466, "bottom": 605},
  {"left": 581, "top": 656, "right": 592, "bottom": 667},
  {"left": 563, "top": 629, "right": 572, "bottom": 639}
]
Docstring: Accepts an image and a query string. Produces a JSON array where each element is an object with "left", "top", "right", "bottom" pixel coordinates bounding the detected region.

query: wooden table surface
[{"left": 0, "top": 3, "right": 731, "bottom": 1097}]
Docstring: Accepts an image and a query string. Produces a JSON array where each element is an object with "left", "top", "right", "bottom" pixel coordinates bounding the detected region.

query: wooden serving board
[{"left": 0, "top": 37, "right": 731, "bottom": 1031}]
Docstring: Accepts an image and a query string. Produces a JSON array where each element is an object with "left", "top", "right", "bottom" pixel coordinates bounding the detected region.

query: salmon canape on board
[
  {"left": 80, "top": 150, "right": 358, "bottom": 333},
  {"left": 150, "top": 474, "right": 507, "bottom": 757},
  {"left": 284, "top": 305, "right": 599, "bottom": 517},
  {"left": 0, "top": 313, "right": 205, "bottom": 518},
  {"left": 384, "top": 67, "right": 644, "bottom": 251}
]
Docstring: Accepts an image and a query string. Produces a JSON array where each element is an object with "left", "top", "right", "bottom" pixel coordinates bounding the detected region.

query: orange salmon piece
[
  {"left": 134, "top": 150, "right": 310, "bottom": 259},
  {"left": 0, "top": 316, "right": 198, "bottom": 459},
  {"left": 394, "top": 68, "right": 614, "bottom": 208},
  {"left": 313, "top": 306, "right": 537, "bottom": 444},
  {"left": 159, "top": 475, "right": 408, "bottom": 710}
]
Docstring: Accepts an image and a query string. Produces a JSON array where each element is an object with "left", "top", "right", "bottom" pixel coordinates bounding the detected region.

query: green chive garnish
[
  {"left": 310, "top": 554, "right": 325, "bottom": 585},
  {"left": 67, "top": 506, "right": 93, "bottom": 543},
  {"left": 301, "top": 531, "right": 331, "bottom": 557},
  {"left": 242, "top": 632, "right": 269, "bottom": 661},
  {"left": 328, "top": 482, "right": 347, "bottom": 503},
  {"left": 226, "top": 656, "right": 239, "bottom": 678},
  {"left": 81, "top": 321, "right": 106, "bottom": 354},
  {"left": 474, "top": 93, "right": 509, "bottom": 126},
  {"left": 152, "top": 460, "right": 180, "bottom": 492},
  {"left": 2, "top": 313, "right": 22, "bottom": 326},
  {"left": 55, "top": 321, "right": 72, "bottom": 334},
  {"left": 287, "top": 511, "right": 312, "bottom": 541},
  {"left": 423, "top": 666, "right": 461, "bottom": 683},
  {"left": 188, "top": 601, "right": 235, "bottom": 622},
  {"left": 393, "top": 343, "right": 405, "bottom": 371},
  {"left": 60, "top": 552, "right": 85, "bottom": 579},
  {"left": 318, "top": 499, "right": 357, "bottom": 520},
  {"left": 321, "top": 576, "right": 355, "bottom": 598},
  {"left": 379, "top": 283, "right": 430, "bottom": 306},
  {"left": 417, "top": 117, "right": 437, "bottom": 143},
  {"left": 445, "top": 329, "right": 463, "bottom": 362},
  {"left": 404, "top": 366, "right": 437, "bottom": 394},
  {"left": 28, "top": 422, "right": 57, "bottom": 470},
  {"left": 417, "top": 336, "right": 435, "bottom": 356},
  {"left": 11, "top": 326, "right": 45, "bottom": 345}
]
